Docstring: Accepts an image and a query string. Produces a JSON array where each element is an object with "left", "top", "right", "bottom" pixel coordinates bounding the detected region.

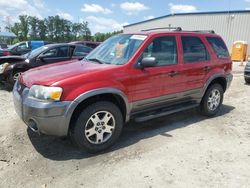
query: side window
[
  {"left": 182, "top": 36, "right": 210, "bottom": 63},
  {"left": 17, "top": 42, "right": 30, "bottom": 51},
  {"left": 206, "top": 37, "right": 229, "bottom": 59},
  {"left": 141, "top": 36, "right": 177, "bottom": 66},
  {"left": 73, "top": 46, "right": 92, "bottom": 56},
  {"left": 43, "top": 46, "right": 69, "bottom": 58}
]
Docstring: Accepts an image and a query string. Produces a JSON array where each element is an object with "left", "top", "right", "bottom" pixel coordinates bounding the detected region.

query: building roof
[
  {"left": 0, "top": 32, "right": 16, "bottom": 38},
  {"left": 124, "top": 10, "right": 250, "bottom": 28}
]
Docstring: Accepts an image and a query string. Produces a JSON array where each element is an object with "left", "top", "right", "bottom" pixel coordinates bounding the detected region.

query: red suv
[{"left": 13, "top": 28, "right": 233, "bottom": 152}]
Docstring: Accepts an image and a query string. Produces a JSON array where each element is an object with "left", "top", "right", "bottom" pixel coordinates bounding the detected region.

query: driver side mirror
[{"left": 137, "top": 57, "right": 157, "bottom": 68}]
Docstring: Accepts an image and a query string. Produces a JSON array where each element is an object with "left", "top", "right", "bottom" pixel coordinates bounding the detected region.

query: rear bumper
[{"left": 13, "top": 81, "right": 77, "bottom": 136}]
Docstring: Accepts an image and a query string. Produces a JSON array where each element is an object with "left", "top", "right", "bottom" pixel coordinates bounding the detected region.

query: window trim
[{"left": 181, "top": 36, "right": 210, "bottom": 64}]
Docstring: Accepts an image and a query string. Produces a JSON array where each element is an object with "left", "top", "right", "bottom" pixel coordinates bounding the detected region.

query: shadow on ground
[{"left": 27, "top": 104, "right": 235, "bottom": 161}]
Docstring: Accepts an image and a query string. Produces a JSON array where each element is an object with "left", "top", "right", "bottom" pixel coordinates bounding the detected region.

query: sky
[{"left": 0, "top": 0, "right": 250, "bottom": 34}]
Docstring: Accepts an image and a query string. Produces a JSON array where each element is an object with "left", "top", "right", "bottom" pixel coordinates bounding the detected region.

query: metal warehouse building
[{"left": 123, "top": 10, "right": 250, "bottom": 53}]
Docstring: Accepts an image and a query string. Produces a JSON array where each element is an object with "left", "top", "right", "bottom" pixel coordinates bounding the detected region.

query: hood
[
  {"left": 0, "top": 56, "right": 25, "bottom": 64},
  {"left": 21, "top": 60, "right": 118, "bottom": 87}
]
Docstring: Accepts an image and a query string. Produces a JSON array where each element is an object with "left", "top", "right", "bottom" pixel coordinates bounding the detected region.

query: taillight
[{"left": 3, "top": 51, "right": 11, "bottom": 56}]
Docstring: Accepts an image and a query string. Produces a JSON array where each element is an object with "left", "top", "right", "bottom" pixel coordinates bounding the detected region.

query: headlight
[
  {"left": 28, "top": 85, "right": 63, "bottom": 101},
  {"left": 0, "top": 63, "right": 9, "bottom": 74}
]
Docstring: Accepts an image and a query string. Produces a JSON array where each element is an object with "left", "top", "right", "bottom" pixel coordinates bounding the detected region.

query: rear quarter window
[{"left": 206, "top": 37, "right": 229, "bottom": 59}]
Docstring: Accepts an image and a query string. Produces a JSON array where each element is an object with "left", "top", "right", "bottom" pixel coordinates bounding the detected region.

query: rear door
[{"left": 179, "top": 35, "right": 211, "bottom": 92}]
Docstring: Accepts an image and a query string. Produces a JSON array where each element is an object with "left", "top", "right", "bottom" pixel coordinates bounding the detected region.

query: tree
[
  {"left": 81, "top": 21, "right": 91, "bottom": 41},
  {"left": 37, "top": 19, "right": 47, "bottom": 40},
  {"left": 19, "top": 15, "right": 29, "bottom": 41},
  {"left": 8, "top": 14, "right": 121, "bottom": 43},
  {"left": 29, "top": 16, "right": 39, "bottom": 40}
]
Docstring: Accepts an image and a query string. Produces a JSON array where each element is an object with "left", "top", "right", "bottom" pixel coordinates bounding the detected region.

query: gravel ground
[{"left": 0, "top": 62, "right": 250, "bottom": 188}]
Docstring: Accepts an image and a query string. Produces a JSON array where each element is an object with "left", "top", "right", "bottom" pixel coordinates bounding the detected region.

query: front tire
[
  {"left": 70, "top": 101, "right": 124, "bottom": 153},
  {"left": 200, "top": 84, "right": 224, "bottom": 116},
  {"left": 245, "top": 77, "right": 250, "bottom": 84}
]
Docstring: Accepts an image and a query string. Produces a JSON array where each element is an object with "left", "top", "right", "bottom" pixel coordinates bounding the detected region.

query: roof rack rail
[
  {"left": 141, "top": 27, "right": 182, "bottom": 32},
  {"left": 192, "top": 30, "right": 215, "bottom": 34}
]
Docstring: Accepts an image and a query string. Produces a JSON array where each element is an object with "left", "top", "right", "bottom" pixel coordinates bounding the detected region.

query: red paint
[{"left": 20, "top": 31, "right": 232, "bottom": 102}]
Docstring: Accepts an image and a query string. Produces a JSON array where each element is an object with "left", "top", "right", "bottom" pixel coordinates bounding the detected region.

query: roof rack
[
  {"left": 141, "top": 27, "right": 216, "bottom": 34},
  {"left": 192, "top": 30, "right": 215, "bottom": 34},
  {"left": 141, "top": 27, "right": 182, "bottom": 32}
]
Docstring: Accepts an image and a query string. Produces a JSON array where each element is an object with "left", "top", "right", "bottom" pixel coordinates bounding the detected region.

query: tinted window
[
  {"left": 43, "top": 46, "right": 69, "bottom": 58},
  {"left": 182, "top": 36, "right": 210, "bottom": 63},
  {"left": 73, "top": 46, "right": 92, "bottom": 56},
  {"left": 142, "top": 36, "right": 177, "bottom": 66},
  {"left": 207, "top": 37, "right": 229, "bottom": 58}
]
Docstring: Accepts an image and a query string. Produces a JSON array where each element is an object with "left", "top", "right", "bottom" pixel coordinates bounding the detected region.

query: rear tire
[
  {"left": 70, "top": 101, "right": 124, "bottom": 153},
  {"left": 200, "top": 84, "right": 224, "bottom": 117},
  {"left": 245, "top": 77, "right": 250, "bottom": 84}
]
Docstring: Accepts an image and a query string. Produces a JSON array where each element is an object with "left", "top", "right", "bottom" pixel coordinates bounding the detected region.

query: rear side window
[
  {"left": 182, "top": 36, "right": 210, "bottom": 63},
  {"left": 206, "top": 37, "right": 229, "bottom": 59}
]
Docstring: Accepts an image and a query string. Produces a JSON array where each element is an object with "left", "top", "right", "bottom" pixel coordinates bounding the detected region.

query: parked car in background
[
  {"left": 0, "top": 43, "right": 8, "bottom": 56},
  {"left": 69, "top": 41, "right": 101, "bottom": 49},
  {"left": 13, "top": 29, "right": 232, "bottom": 152},
  {"left": 0, "top": 43, "right": 8, "bottom": 49},
  {"left": 0, "top": 43, "right": 90, "bottom": 86},
  {"left": 244, "top": 61, "right": 250, "bottom": 84},
  {"left": 0, "top": 41, "right": 50, "bottom": 56}
]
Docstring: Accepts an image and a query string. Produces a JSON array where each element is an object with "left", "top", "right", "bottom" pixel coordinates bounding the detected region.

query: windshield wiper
[{"left": 86, "top": 58, "right": 103, "bottom": 64}]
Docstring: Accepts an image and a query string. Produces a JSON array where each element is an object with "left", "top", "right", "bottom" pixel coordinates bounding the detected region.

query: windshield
[
  {"left": 85, "top": 34, "right": 147, "bottom": 65},
  {"left": 23, "top": 46, "right": 49, "bottom": 59}
]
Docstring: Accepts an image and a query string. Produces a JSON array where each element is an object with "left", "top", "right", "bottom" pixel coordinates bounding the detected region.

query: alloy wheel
[{"left": 84, "top": 111, "right": 115, "bottom": 144}]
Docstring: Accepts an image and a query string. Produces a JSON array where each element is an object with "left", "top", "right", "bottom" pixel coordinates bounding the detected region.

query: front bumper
[
  {"left": 13, "top": 81, "right": 76, "bottom": 136},
  {"left": 244, "top": 65, "right": 250, "bottom": 78}
]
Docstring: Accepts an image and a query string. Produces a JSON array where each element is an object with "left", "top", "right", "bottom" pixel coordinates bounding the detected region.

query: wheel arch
[
  {"left": 203, "top": 75, "right": 227, "bottom": 96},
  {"left": 66, "top": 88, "right": 131, "bottom": 134}
]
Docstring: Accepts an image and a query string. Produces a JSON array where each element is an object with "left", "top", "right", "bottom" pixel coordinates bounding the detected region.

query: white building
[{"left": 123, "top": 10, "right": 250, "bottom": 53}]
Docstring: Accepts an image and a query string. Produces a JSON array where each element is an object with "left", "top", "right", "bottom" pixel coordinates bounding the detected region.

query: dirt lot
[{"left": 0, "top": 63, "right": 250, "bottom": 188}]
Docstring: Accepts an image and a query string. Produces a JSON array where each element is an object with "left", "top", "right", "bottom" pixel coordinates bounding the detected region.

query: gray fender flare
[
  {"left": 64, "top": 88, "right": 131, "bottom": 132},
  {"left": 201, "top": 74, "right": 228, "bottom": 97}
]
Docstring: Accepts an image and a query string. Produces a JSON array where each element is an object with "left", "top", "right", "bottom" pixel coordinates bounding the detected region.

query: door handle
[
  {"left": 203, "top": 66, "right": 211, "bottom": 72},
  {"left": 167, "top": 71, "right": 179, "bottom": 77}
]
